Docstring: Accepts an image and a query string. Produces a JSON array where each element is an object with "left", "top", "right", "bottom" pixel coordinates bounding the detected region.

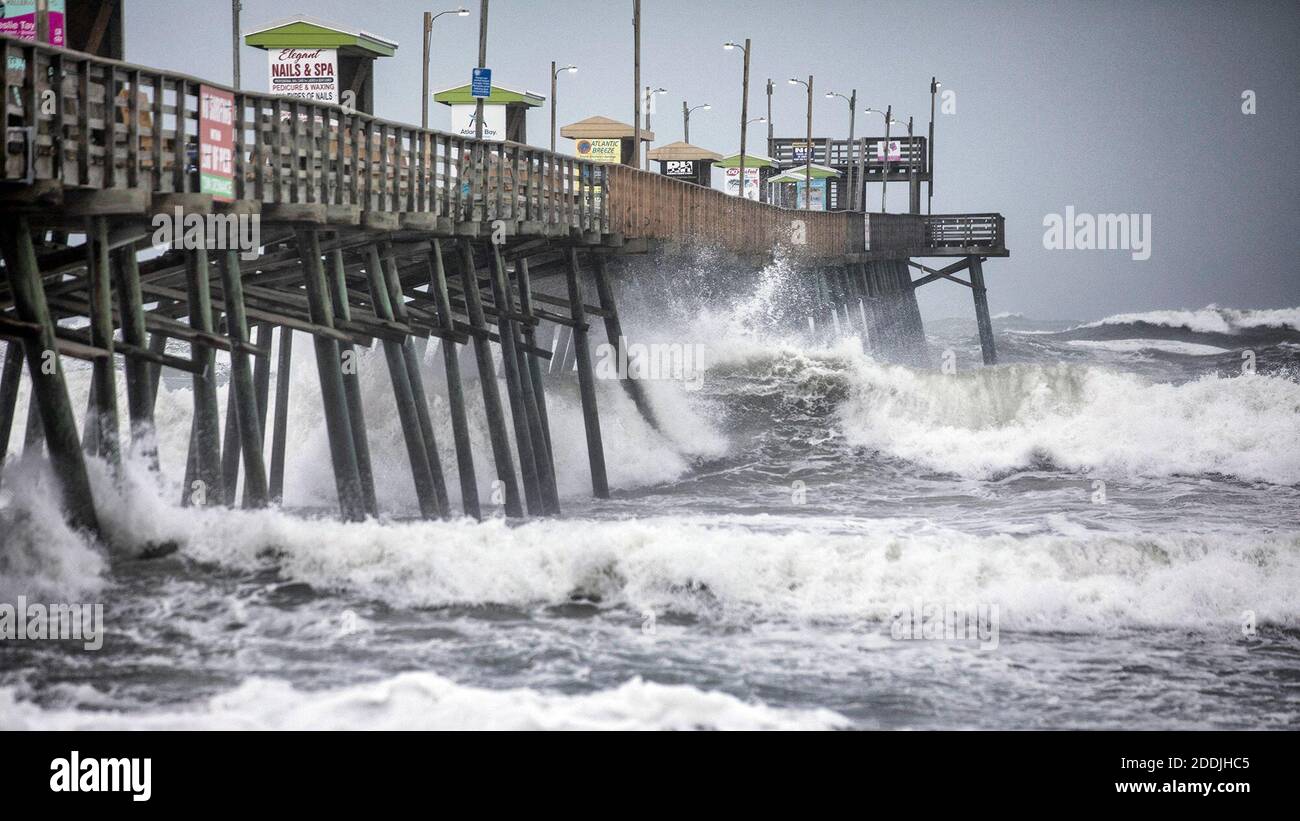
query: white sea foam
[
  {"left": 1065, "top": 339, "right": 1231, "bottom": 355},
  {"left": 837, "top": 361, "right": 1300, "bottom": 485},
  {"left": 1077, "top": 306, "right": 1300, "bottom": 334},
  {"left": 0, "top": 672, "right": 845, "bottom": 730}
]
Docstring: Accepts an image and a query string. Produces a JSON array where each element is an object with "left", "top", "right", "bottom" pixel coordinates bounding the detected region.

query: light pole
[
  {"left": 474, "top": 1, "right": 488, "bottom": 140},
  {"left": 683, "top": 101, "right": 710, "bottom": 144},
  {"left": 826, "top": 89, "right": 856, "bottom": 209},
  {"left": 232, "top": 1, "right": 241, "bottom": 89},
  {"left": 789, "top": 76, "right": 813, "bottom": 209},
  {"left": 550, "top": 62, "right": 576, "bottom": 152},
  {"left": 421, "top": 7, "right": 469, "bottom": 129},
  {"left": 724, "top": 39, "right": 751, "bottom": 199},
  {"left": 643, "top": 85, "right": 667, "bottom": 169},
  {"left": 864, "top": 106, "right": 900, "bottom": 211},
  {"left": 766, "top": 78, "right": 774, "bottom": 146},
  {"left": 928, "top": 77, "right": 940, "bottom": 215}
]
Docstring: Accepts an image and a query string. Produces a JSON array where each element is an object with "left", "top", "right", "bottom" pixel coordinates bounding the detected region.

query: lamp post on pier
[
  {"left": 683, "top": 101, "right": 710, "bottom": 144},
  {"left": 825, "top": 89, "right": 856, "bottom": 208},
  {"left": 929, "top": 77, "right": 940, "bottom": 214},
  {"left": 643, "top": 85, "right": 667, "bottom": 169},
  {"left": 789, "top": 76, "right": 814, "bottom": 209},
  {"left": 723, "top": 39, "right": 751, "bottom": 199},
  {"left": 421, "top": 7, "right": 469, "bottom": 129},
  {"left": 864, "top": 106, "right": 899, "bottom": 211},
  {"left": 550, "top": 62, "right": 577, "bottom": 152}
]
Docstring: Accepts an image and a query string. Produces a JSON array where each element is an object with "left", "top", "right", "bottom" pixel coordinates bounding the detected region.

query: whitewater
[{"left": 2, "top": 258, "right": 1298, "bottom": 730}]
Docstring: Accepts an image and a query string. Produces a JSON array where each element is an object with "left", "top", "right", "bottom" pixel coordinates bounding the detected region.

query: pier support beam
[
  {"left": 591, "top": 256, "right": 658, "bottom": 432},
  {"left": 113, "top": 247, "right": 158, "bottom": 468},
  {"left": 86, "top": 217, "right": 121, "bottom": 467},
  {"left": 329, "top": 248, "right": 378, "bottom": 517},
  {"left": 362, "top": 243, "right": 441, "bottom": 521},
  {"left": 0, "top": 342, "right": 23, "bottom": 488},
  {"left": 457, "top": 238, "right": 522, "bottom": 517},
  {"left": 184, "top": 246, "right": 226, "bottom": 507},
  {"left": 565, "top": 248, "right": 609, "bottom": 499},
  {"left": 380, "top": 241, "right": 449, "bottom": 517},
  {"left": 488, "top": 244, "right": 544, "bottom": 515},
  {"left": 296, "top": 230, "right": 366, "bottom": 521},
  {"left": 968, "top": 256, "right": 997, "bottom": 365},
  {"left": 428, "top": 239, "right": 480, "bottom": 519},
  {"left": 268, "top": 326, "right": 292, "bottom": 504},
  {"left": 0, "top": 217, "right": 99, "bottom": 533},
  {"left": 218, "top": 249, "right": 269, "bottom": 507}
]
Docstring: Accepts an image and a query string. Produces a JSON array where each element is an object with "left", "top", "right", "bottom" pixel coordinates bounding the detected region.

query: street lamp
[
  {"left": 789, "top": 77, "right": 814, "bottom": 209},
  {"left": 825, "top": 89, "right": 857, "bottom": 209},
  {"left": 683, "top": 101, "right": 710, "bottom": 144},
  {"left": 643, "top": 86, "right": 667, "bottom": 169},
  {"left": 928, "top": 77, "right": 940, "bottom": 214},
  {"left": 864, "top": 107, "right": 900, "bottom": 211},
  {"left": 421, "top": 7, "right": 469, "bottom": 129},
  {"left": 550, "top": 62, "right": 576, "bottom": 152},
  {"left": 724, "top": 39, "right": 752, "bottom": 199}
]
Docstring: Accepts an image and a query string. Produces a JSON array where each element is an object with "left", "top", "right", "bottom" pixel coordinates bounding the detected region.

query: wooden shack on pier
[
  {"left": 647, "top": 141, "right": 721, "bottom": 187},
  {"left": 560, "top": 116, "right": 652, "bottom": 166}
]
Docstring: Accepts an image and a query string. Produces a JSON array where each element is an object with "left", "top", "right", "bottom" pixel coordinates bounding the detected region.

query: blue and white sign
[{"left": 471, "top": 67, "right": 492, "bottom": 98}]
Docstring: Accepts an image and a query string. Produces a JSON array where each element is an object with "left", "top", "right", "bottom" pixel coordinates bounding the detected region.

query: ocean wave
[
  {"left": 1075, "top": 306, "right": 1300, "bottom": 335},
  {"left": 837, "top": 361, "right": 1300, "bottom": 485},
  {"left": 0, "top": 672, "right": 845, "bottom": 730}
]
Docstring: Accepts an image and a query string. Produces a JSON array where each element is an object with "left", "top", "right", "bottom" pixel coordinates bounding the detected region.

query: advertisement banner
[
  {"left": 268, "top": 47, "right": 338, "bottom": 104},
  {"left": 199, "top": 84, "right": 235, "bottom": 201},
  {"left": 795, "top": 178, "right": 827, "bottom": 210},
  {"left": 724, "top": 166, "right": 761, "bottom": 200},
  {"left": 2, "top": 1, "right": 65, "bottom": 70},
  {"left": 663, "top": 160, "right": 696, "bottom": 177},
  {"left": 449, "top": 103, "right": 506, "bottom": 141},
  {"left": 576, "top": 138, "right": 621, "bottom": 164},
  {"left": 874, "top": 139, "right": 902, "bottom": 162}
]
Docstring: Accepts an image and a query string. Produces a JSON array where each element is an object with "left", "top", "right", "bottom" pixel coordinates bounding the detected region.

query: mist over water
[{"left": 2, "top": 253, "right": 1298, "bottom": 730}]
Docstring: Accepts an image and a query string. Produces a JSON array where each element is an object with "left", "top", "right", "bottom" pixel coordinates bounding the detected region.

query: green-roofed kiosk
[
  {"left": 244, "top": 15, "right": 399, "bottom": 114},
  {"left": 433, "top": 84, "right": 545, "bottom": 143},
  {"left": 715, "top": 152, "right": 778, "bottom": 203}
]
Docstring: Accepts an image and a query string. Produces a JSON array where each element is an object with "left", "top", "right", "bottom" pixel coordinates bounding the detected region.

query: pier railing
[
  {"left": 0, "top": 35, "right": 606, "bottom": 232},
  {"left": 864, "top": 212, "right": 1007, "bottom": 258}
]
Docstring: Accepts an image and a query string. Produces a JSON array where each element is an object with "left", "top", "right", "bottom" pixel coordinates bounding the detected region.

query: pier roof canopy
[
  {"left": 433, "top": 84, "right": 545, "bottom": 107},
  {"left": 647, "top": 141, "right": 722, "bottom": 162},
  {"left": 560, "top": 116, "right": 654, "bottom": 142},
  {"left": 769, "top": 164, "right": 841, "bottom": 182},
  {"left": 715, "top": 152, "right": 777, "bottom": 168},
  {"left": 243, "top": 15, "right": 399, "bottom": 57}
]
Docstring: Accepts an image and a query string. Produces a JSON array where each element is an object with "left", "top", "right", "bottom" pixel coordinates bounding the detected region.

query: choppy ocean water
[{"left": 2, "top": 259, "right": 1298, "bottom": 730}]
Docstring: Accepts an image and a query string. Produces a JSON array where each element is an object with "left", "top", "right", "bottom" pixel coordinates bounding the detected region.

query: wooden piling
[
  {"left": 0, "top": 217, "right": 99, "bottom": 533},
  {"left": 457, "top": 238, "right": 522, "bottom": 516},
  {"left": 427, "top": 239, "right": 480, "bottom": 519},
  {"left": 328, "top": 248, "right": 378, "bottom": 516},
  {"left": 86, "top": 217, "right": 121, "bottom": 466},
  {"left": 0, "top": 342, "right": 22, "bottom": 487},
  {"left": 113, "top": 247, "right": 158, "bottom": 467},
  {"left": 296, "top": 229, "right": 366, "bottom": 521},
  {"left": 268, "top": 326, "right": 292, "bottom": 504},
  {"left": 184, "top": 246, "right": 226, "bottom": 506},
  {"left": 218, "top": 249, "right": 269, "bottom": 507},
  {"left": 488, "top": 244, "right": 544, "bottom": 515},
  {"left": 379, "top": 241, "right": 450, "bottom": 517},
  {"left": 968, "top": 256, "right": 998, "bottom": 365},
  {"left": 564, "top": 247, "right": 609, "bottom": 499},
  {"left": 591, "top": 256, "right": 658, "bottom": 431},
  {"left": 361, "top": 243, "right": 442, "bottom": 520},
  {"left": 514, "top": 258, "right": 558, "bottom": 490}
]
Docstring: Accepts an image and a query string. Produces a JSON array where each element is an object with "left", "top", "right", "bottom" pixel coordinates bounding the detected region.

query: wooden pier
[{"left": 0, "top": 36, "right": 1008, "bottom": 531}]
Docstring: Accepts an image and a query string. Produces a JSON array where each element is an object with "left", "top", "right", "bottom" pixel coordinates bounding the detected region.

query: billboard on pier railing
[
  {"left": 2, "top": 0, "right": 65, "bottom": 71},
  {"left": 199, "top": 84, "right": 236, "bottom": 202},
  {"left": 874, "top": 139, "right": 902, "bottom": 162},
  {"left": 576, "top": 138, "right": 621, "bottom": 164},
  {"left": 450, "top": 104, "right": 506, "bottom": 141},
  {"left": 725, "top": 166, "right": 761, "bottom": 200},
  {"left": 267, "top": 47, "right": 338, "bottom": 104}
]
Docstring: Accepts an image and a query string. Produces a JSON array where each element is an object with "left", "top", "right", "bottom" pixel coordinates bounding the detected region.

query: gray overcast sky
[{"left": 126, "top": 0, "right": 1298, "bottom": 320}]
